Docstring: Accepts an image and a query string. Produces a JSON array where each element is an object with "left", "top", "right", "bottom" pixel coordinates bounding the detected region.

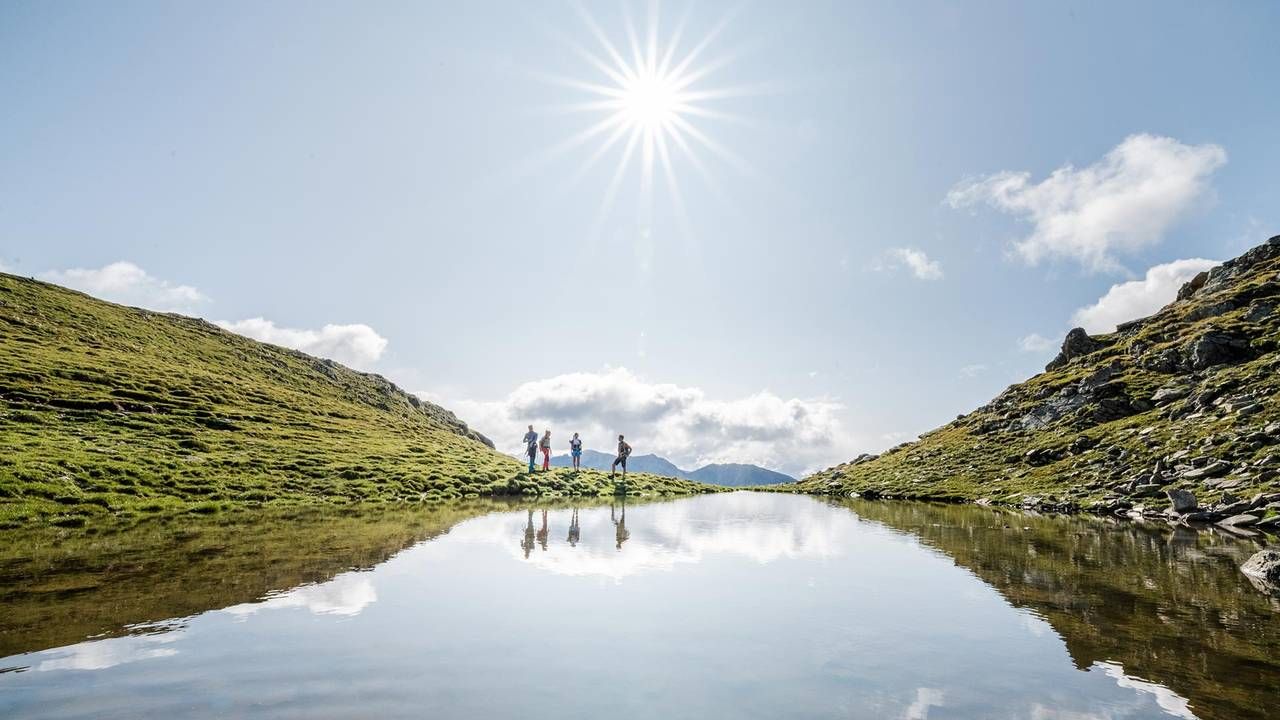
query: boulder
[
  {"left": 1166, "top": 488, "right": 1197, "bottom": 514},
  {"left": 1218, "top": 513, "right": 1261, "bottom": 527},
  {"left": 1240, "top": 550, "right": 1280, "bottom": 595},
  {"left": 1150, "top": 385, "right": 1190, "bottom": 404},
  {"left": 1046, "top": 328, "right": 1104, "bottom": 372},
  {"left": 1181, "top": 460, "right": 1232, "bottom": 480},
  {"left": 1187, "top": 330, "right": 1253, "bottom": 370},
  {"left": 1176, "top": 270, "right": 1209, "bottom": 301}
]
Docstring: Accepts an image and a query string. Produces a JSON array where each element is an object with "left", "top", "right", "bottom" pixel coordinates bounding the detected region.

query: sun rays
[{"left": 532, "top": 2, "right": 756, "bottom": 231}]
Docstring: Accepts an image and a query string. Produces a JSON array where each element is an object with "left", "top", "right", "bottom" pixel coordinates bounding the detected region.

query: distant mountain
[
  {"left": 550, "top": 450, "right": 794, "bottom": 486},
  {"left": 689, "top": 463, "right": 796, "bottom": 487}
]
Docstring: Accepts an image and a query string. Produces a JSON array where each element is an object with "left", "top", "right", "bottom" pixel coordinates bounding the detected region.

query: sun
[
  {"left": 531, "top": 3, "right": 755, "bottom": 228},
  {"left": 620, "top": 71, "right": 680, "bottom": 130}
]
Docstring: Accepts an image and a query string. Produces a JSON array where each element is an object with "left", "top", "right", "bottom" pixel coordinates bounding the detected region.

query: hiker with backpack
[
  {"left": 539, "top": 429, "right": 552, "bottom": 472},
  {"left": 569, "top": 432, "right": 584, "bottom": 470},
  {"left": 523, "top": 425, "right": 538, "bottom": 473},
  {"left": 611, "top": 434, "right": 632, "bottom": 478}
]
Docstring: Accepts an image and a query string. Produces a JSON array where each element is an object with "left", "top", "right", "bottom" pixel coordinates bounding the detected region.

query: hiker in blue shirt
[
  {"left": 569, "top": 432, "right": 584, "bottom": 470},
  {"left": 522, "top": 425, "right": 538, "bottom": 473}
]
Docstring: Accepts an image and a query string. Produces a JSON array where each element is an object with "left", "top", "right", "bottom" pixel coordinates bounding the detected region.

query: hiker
[
  {"left": 536, "top": 509, "right": 549, "bottom": 551},
  {"left": 540, "top": 429, "right": 552, "bottom": 472},
  {"left": 611, "top": 499, "right": 630, "bottom": 550},
  {"left": 569, "top": 432, "right": 583, "bottom": 470},
  {"left": 523, "top": 425, "right": 538, "bottom": 473},
  {"left": 567, "top": 507, "right": 580, "bottom": 546},
  {"left": 611, "top": 434, "right": 631, "bottom": 478},
  {"left": 521, "top": 509, "right": 535, "bottom": 559}
]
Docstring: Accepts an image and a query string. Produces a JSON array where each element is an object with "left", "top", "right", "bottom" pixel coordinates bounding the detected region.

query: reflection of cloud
[
  {"left": 903, "top": 687, "right": 945, "bottom": 720},
  {"left": 36, "top": 631, "right": 183, "bottom": 672},
  {"left": 452, "top": 494, "right": 852, "bottom": 582},
  {"left": 1094, "top": 662, "right": 1198, "bottom": 720},
  {"left": 1018, "top": 610, "right": 1053, "bottom": 638},
  {"left": 1029, "top": 706, "right": 1108, "bottom": 720},
  {"left": 222, "top": 572, "right": 377, "bottom": 618}
]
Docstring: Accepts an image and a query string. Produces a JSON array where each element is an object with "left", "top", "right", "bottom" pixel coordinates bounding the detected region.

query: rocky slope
[
  {"left": 798, "top": 236, "right": 1280, "bottom": 529},
  {"left": 0, "top": 274, "right": 716, "bottom": 526}
]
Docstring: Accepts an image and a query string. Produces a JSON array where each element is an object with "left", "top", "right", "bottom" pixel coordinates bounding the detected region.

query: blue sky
[{"left": 2, "top": 1, "right": 1277, "bottom": 475}]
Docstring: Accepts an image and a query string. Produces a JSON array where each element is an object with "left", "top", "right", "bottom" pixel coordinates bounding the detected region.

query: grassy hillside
[
  {"left": 797, "top": 236, "right": 1280, "bottom": 520},
  {"left": 0, "top": 274, "right": 716, "bottom": 527}
]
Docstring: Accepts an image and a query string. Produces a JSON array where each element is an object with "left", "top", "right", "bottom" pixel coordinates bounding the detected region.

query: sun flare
[{"left": 533, "top": 3, "right": 756, "bottom": 227}]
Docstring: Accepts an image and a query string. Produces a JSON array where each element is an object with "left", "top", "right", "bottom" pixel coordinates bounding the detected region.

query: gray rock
[
  {"left": 1176, "top": 270, "right": 1209, "bottom": 301},
  {"left": 1240, "top": 550, "right": 1280, "bottom": 594},
  {"left": 1166, "top": 488, "right": 1197, "bottom": 514},
  {"left": 1181, "top": 460, "right": 1232, "bottom": 480},
  {"left": 1150, "top": 385, "right": 1190, "bottom": 404},
  {"left": 1218, "top": 513, "right": 1261, "bottom": 527},
  {"left": 1187, "top": 330, "right": 1253, "bottom": 370},
  {"left": 1265, "top": 421, "right": 1280, "bottom": 436},
  {"left": 1236, "top": 403, "right": 1264, "bottom": 417},
  {"left": 1046, "top": 328, "right": 1104, "bottom": 372}
]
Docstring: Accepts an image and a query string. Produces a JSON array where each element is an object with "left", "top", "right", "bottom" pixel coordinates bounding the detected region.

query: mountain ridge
[
  {"left": 549, "top": 449, "right": 795, "bottom": 486},
  {"left": 796, "top": 235, "right": 1280, "bottom": 527}
]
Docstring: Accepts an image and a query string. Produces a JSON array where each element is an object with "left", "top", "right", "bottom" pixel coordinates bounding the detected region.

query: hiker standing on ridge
[
  {"left": 611, "top": 434, "right": 632, "bottom": 479},
  {"left": 523, "top": 425, "right": 538, "bottom": 473},
  {"left": 569, "top": 432, "right": 583, "bottom": 470},
  {"left": 540, "top": 429, "right": 552, "bottom": 472}
]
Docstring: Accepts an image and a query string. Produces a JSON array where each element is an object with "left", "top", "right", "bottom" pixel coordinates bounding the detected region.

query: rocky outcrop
[
  {"left": 1240, "top": 550, "right": 1280, "bottom": 595},
  {"left": 1045, "top": 328, "right": 1105, "bottom": 372},
  {"left": 1187, "top": 330, "right": 1253, "bottom": 370}
]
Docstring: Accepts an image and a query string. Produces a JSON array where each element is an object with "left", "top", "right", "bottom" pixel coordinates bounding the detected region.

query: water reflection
[
  {"left": 1, "top": 494, "right": 1276, "bottom": 720},
  {"left": 567, "top": 507, "right": 580, "bottom": 547},
  {"left": 222, "top": 572, "right": 377, "bottom": 618},
  {"left": 473, "top": 493, "right": 847, "bottom": 581},
  {"left": 33, "top": 630, "right": 184, "bottom": 673}
]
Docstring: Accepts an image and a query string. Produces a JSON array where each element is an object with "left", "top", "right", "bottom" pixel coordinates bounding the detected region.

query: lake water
[{"left": 1, "top": 493, "right": 1277, "bottom": 719}]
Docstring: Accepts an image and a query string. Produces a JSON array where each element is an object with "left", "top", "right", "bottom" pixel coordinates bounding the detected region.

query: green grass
[{"left": 0, "top": 273, "right": 718, "bottom": 527}]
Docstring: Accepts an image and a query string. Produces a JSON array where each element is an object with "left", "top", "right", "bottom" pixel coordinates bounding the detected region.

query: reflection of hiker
[
  {"left": 611, "top": 500, "right": 630, "bottom": 550},
  {"left": 537, "top": 509, "right": 549, "bottom": 550},
  {"left": 523, "top": 425, "right": 538, "bottom": 473},
  {"left": 521, "top": 509, "right": 536, "bottom": 558},
  {"left": 567, "top": 507, "right": 580, "bottom": 546},
  {"left": 540, "top": 430, "right": 552, "bottom": 472},
  {"left": 610, "top": 434, "right": 632, "bottom": 478},
  {"left": 569, "top": 433, "right": 584, "bottom": 470}
]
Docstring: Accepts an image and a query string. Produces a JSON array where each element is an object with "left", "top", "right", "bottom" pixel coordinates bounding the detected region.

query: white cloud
[
  {"left": 878, "top": 247, "right": 944, "bottom": 280},
  {"left": 438, "top": 367, "right": 853, "bottom": 477},
  {"left": 216, "top": 317, "right": 388, "bottom": 370},
  {"left": 959, "top": 364, "right": 987, "bottom": 378},
  {"left": 1072, "top": 257, "right": 1218, "bottom": 333},
  {"left": 1018, "top": 333, "right": 1056, "bottom": 353},
  {"left": 39, "top": 261, "right": 208, "bottom": 313},
  {"left": 946, "top": 134, "right": 1226, "bottom": 273}
]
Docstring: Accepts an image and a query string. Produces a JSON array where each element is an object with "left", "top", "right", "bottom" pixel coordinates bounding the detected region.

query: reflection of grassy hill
[
  {"left": 843, "top": 499, "right": 1280, "bottom": 720},
  {"left": 799, "top": 236, "right": 1280, "bottom": 510},
  {"left": 0, "top": 497, "right": 665, "bottom": 660},
  {"left": 0, "top": 274, "right": 715, "bottom": 526}
]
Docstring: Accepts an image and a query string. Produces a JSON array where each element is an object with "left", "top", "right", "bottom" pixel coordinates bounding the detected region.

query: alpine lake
[{"left": 2, "top": 492, "right": 1277, "bottom": 719}]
